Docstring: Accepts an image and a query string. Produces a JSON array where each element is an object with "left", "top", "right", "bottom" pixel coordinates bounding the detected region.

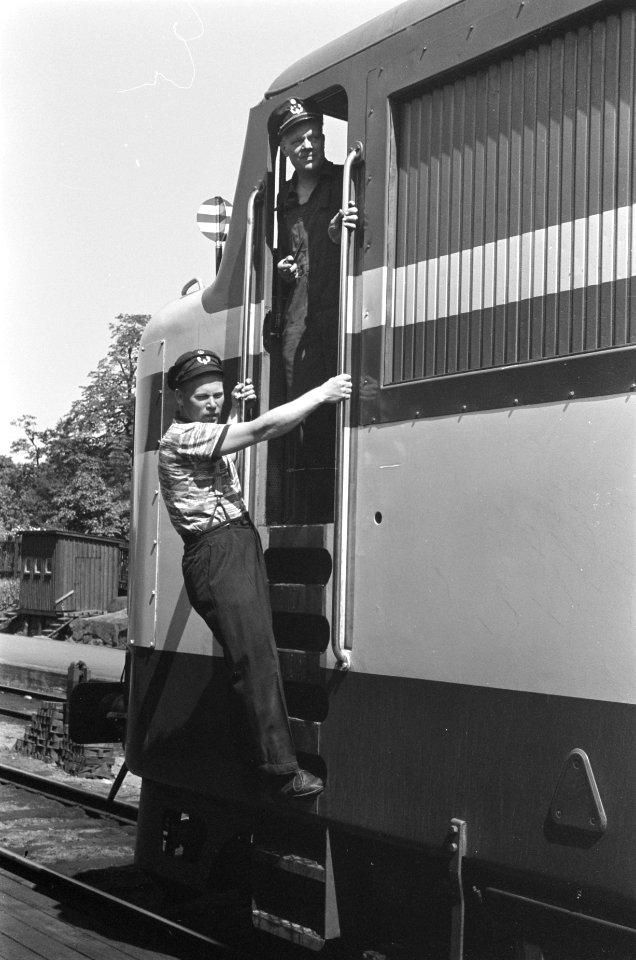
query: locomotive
[{"left": 123, "top": 1, "right": 636, "bottom": 956}]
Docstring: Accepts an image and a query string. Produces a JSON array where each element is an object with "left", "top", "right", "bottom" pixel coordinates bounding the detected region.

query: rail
[
  {"left": 239, "top": 181, "right": 265, "bottom": 515},
  {"left": 332, "top": 141, "right": 364, "bottom": 670},
  {"left": 0, "top": 845, "right": 241, "bottom": 956},
  {"left": 0, "top": 762, "right": 137, "bottom": 823}
]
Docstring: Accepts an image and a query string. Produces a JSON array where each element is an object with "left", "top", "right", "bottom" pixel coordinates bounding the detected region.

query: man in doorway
[
  {"left": 269, "top": 97, "right": 357, "bottom": 520},
  {"left": 159, "top": 348, "right": 352, "bottom": 798}
]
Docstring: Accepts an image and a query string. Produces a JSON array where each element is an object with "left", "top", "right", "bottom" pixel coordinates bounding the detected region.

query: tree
[
  {"left": 9, "top": 416, "right": 49, "bottom": 468},
  {"left": 0, "top": 456, "right": 35, "bottom": 537},
  {"left": 63, "top": 314, "right": 145, "bottom": 458},
  {"left": 48, "top": 457, "right": 129, "bottom": 537},
  {"left": 5, "top": 313, "right": 150, "bottom": 539}
]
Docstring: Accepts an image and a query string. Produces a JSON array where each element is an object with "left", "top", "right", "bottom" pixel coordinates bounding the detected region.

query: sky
[{"left": 0, "top": 0, "right": 395, "bottom": 457}]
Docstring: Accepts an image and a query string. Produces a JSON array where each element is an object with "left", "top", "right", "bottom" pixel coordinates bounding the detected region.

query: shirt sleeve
[{"left": 176, "top": 422, "right": 229, "bottom": 460}]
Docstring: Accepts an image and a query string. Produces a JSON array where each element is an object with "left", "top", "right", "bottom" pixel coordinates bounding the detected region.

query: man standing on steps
[
  {"left": 158, "top": 348, "right": 352, "bottom": 798},
  {"left": 269, "top": 97, "right": 358, "bottom": 521}
]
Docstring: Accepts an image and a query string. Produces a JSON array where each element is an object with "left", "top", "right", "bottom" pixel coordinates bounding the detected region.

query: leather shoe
[{"left": 274, "top": 768, "right": 324, "bottom": 800}]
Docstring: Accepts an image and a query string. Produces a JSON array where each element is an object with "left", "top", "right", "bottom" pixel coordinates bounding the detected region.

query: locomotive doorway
[{"left": 265, "top": 92, "right": 351, "bottom": 526}]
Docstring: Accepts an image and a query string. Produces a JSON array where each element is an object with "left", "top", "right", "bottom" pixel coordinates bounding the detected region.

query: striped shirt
[{"left": 158, "top": 418, "right": 246, "bottom": 540}]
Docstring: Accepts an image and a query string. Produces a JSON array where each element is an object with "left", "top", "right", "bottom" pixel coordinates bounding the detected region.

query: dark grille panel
[{"left": 391, "top": 9, "right": 636, "bottom": 383}]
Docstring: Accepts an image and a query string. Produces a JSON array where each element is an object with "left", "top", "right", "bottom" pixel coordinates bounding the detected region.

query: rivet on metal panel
[
  {"left": 415, "top": 411, "right": 420, "bottom": 418},
  {"left": 419, "top": 46, "right": 427, "bottom": 60},
  {"left": 461, "top": 405, "right": 467, "bottom": 412},
  {"left": 158, "top": 389, "right": 163, "bottom": 396},
  {"left": 367, "top": 175, "right": 373, "bottom": 184},
  {"left": 368, "top": 108, "right": 374, "bottom": 117},
  {"left": 160, "top": 340, "right": 165, "bottom": 346},
  {"left": 467, "top": 24, "right": 474, "bottom": 36},
  {"left": 569, "top": 391, "right": 575, "bottom": 398},
  {"left": 513, "top": 398, "right": 519, "bottom": 405},
  {"left": 141, "top": 346, "right": 145, "bottom": 352},
  {"left": 631, "top": 383, "right": 636, "bottom": 391},
  {"left": 150, "top": 590, "right": 156, "bottom": 600}
]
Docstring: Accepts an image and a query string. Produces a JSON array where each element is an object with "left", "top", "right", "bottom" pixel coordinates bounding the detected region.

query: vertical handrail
[
  {"left": 332, "top": 141, "right": 364, "bottom": 670},
  {"left": 239, "top": 181, "right": 264, "bottom": 515}
]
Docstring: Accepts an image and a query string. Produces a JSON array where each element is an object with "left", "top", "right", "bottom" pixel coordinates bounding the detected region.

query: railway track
[
  {"left": 0, "top": 685, "right": 251, "bottom": 955},
  {"left": 0, "top": 761, "right": 338, "bottom": 960},
  {"left": 0, "top": 762, "right": 137, "bottom": 823},
  {"left": 0, "top": 685, "right": 382, "bottom": 959},
  {"left": 0, "top": 763, "right": 255, "bottom": 958},
  {"left": 0, "top": 683, "right": 65, "bottom": 720}
]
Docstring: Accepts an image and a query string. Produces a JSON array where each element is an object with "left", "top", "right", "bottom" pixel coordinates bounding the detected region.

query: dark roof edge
[
  {"left": 265, "top": 0, "right": 460, "bottom": 98},
  {"left": 16, "top": 528, "right": 128, "bottom": 546}
]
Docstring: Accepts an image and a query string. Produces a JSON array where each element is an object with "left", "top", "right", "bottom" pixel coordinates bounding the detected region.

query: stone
[
  {"left": 106, "top": 596, "right": 128, "bottom": 614},
  {"left": 69, "top": 608, "right": 128, "bottom": 649}
]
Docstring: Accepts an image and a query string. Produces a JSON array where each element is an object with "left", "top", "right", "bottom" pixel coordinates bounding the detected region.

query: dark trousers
[
  {"left": 283, "top": 306, "right": 338, "bottom": 465},
  {"left": 282, "top": 307, "right": 338, "bottom": 520},
  {"left": 181, "top": 518, "right": 298, "bottom": 776}
]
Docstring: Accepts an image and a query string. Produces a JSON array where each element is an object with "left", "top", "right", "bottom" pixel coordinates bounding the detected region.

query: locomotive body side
[{"left": 126, "top": 0, "right": 636, "bottom": 954}]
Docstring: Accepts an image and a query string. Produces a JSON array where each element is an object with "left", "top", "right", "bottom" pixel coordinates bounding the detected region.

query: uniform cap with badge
[
  {"left": 166, "top": 350, "right": 224, "bottom": 390},
  {"left": 268, "top": 97, "right": 323, "bottom": 142}
]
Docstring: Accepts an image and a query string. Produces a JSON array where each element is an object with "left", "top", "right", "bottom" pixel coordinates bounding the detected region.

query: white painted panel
[{"left": 350, "top": 394, "right": 636, "bottom": 703}]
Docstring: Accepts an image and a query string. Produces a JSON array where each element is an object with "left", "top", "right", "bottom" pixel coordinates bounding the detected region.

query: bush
[{"left": 0, "top": 577, "right": 19, "bottom": 613}]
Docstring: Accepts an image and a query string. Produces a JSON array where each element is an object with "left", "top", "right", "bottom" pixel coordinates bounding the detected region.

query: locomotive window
[
  {"left": 23, "top": 557, "right": 31, "bottom": 577},
  {"left": 272, "top": 108, "right": 348, "bottom": 253},
  {"left": 266, "top": 90, "right": 349, "bottom": 523},
  {"left": 32, "top": 558, "right": 41, "bottom": 576},
  {"left": 389, "top": 10, "right": 636, "bottom": 384},
  {"left": 44, "top": 558, "right": 52, "bottom": 576}
]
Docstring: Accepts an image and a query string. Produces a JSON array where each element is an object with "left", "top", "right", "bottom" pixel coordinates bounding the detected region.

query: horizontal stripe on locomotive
[
  {"left": 389, "top": 273, "right": 635, "bottom": 383},
  {"left": 393, "top": 202, "right": 636, "bottom": 325},
  {"left": 357, "top": 337, "right": 636, "bottom": 425}
]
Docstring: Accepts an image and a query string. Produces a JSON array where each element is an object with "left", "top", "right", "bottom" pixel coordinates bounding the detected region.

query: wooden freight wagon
[{"left": 16, "top": 529, "right": 128, "bottom": 635}]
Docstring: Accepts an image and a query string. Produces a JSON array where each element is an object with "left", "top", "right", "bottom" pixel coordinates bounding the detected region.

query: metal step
[
  {"left": 267, "top": 525, "right": 329, "bottom": 549},
  {"left": 251, "top": 823, "right": 340, "bottom": 946},
  {"left": 269, "top": 583, "right": 326, "bottom": 615},
  {"left": 252, "top": 908, "right": 326, "bottom": 952},
  {"left": 289, "top": 716, "right": 321, "bottom": 754},
  {"left": 253, "top": 846, "right": 326, "bottom": 881},
  {"left": 278, "top": 648, "right": 322, "bottom": 683}
]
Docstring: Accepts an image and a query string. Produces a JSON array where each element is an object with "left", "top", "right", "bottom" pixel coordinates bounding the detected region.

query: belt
[{"left": 181, "top": 513, "right": 251, "bottom": 546}]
